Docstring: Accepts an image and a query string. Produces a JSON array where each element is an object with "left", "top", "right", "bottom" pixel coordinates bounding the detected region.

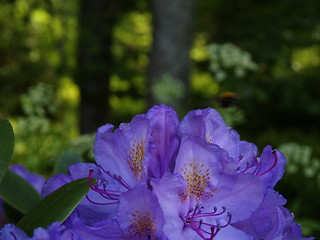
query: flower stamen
[
  {"left": 257, "top": 151, "right": 278, "bottom": 176},
  {"left": 238, "top": 150, "right": 278, "bottom": 177},
  {"left": 99, "top": 165, "right": 132, "bottom": 190},
  {"left": 183, "top": 205, "right": 232, "bottom": 240},
  {"left": 87, "top": 168, "right": 132, "bottom": 205}
]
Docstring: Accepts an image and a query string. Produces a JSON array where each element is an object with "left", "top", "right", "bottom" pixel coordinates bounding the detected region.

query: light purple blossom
[
  {"left": 94, "top": 104, "right": 179, "bottom": 184},
  {"left": 0, "top": 222, "right": 64, "bottom": 240},
  {"left": 233, "top": 189, "right": 314, "bottom": 240},
  {"left": 0, "top": 105, "right": 313, "bottom": 240},
  {"left": 151, "top": 136, "right": 265, "bottom": 239}
]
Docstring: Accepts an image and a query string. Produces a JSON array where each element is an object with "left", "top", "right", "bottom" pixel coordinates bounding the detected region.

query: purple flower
[
  {"left": 179, "top": 108, "right": 240, "bottom": 159},
  {"left": 179, "top": 108, "right": 287, "bottom": 189},
  {"left": 1, "top": 105, "right": 313, "bottom": 240},
  {"left": 233, "top": 189, "right": 314, "bottom": 240},
  {"left": 60, "top": 216, "right": 123, "bottom": 240},
  {"left": 234, "top": 145, "right": 287, "bottom": 191},
  {"left": 146, "top": 105, "right": 179, "bottom": 178},
  {"left": 0, "top": 224, "right": 29, "bottom": 240},
  {"left": 29, "top": 222, "right": 64, "bottom": 240},
  {"left": 85, "top": 105, "right": 312, "bottom": 239},
  {"left": 94, "top": 105, "right": 179, "bottom": 184},
  {"left": 94, "top": 115, "right": 150, "bottom": 185},
  {"left": 42, "top": 163, "right": 118, "bottom": 225},
  {"left": 59, "top": 182, "right": 166, "bottom": 239},
  {"left": 117, "top": 183, "right": 165, "bottom": 239},
  {"left": 151, "top": 136, "right": 265, "bottom": 239},
  {"left": 0, "top": 222, "right": 64, "bottom": 240}
]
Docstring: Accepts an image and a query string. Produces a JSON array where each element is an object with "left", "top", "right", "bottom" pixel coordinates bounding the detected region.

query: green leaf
[
  {"left": 3, "top": 201, "right": 24, "bottom": 224},
  {"left": 0, "top": 170, "right": 42, "bottom": 214},
  {"left": 17, "top": 177, "right": 94, "bottom": 236},
  {"left": 298, "top": 218, "right": 320, "bottom": 236},
  {"left": 53, "top": 150, "right": 83, "bottom": 175},
  {"left": 0, "top": 118, "right": 14, "bottom": 183}
]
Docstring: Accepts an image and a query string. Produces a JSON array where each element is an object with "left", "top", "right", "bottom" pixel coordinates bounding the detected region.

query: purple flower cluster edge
[{"left": 0, "top": 105, "right": 314, "bottom": 240}]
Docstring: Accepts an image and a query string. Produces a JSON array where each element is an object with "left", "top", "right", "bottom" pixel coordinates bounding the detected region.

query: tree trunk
[
  {"left": 76, "top": 0, "right": 119, "bottom": 134},
  {"left": 148, "top": 0, "right": 195, "bottom": 113}
]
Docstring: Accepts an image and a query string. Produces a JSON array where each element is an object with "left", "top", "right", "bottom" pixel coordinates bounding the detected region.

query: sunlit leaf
[
  {"left": 0, "top": 170, "right": 41, "bottom": 215},
  {"left": 0, "top": 118, "right": 14, "bottom": 183},
  {"left": 17, "top": 177, "right": 94, "bottom": 236}
]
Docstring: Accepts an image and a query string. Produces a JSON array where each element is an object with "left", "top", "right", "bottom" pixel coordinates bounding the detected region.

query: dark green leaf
[
  {"left": 298, "top": 218, "right": 320, "bottom": 236},
  {"left": 53, "top": 150, "right": 83, "bottom": 175},
  {"left": 0, "top": 170, "right": 41, "bottom": 214},
  {"left": 0, "top": 118, "right": 14, "bottom": 183},
  {"left": 17, "top": 177, "right": 94, "bottom": 236},
  {"left": 3, "top": 201, "right": 24, "bottom": 224}
]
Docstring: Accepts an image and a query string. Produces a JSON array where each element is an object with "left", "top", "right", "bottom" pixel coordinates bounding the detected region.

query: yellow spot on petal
[
  {"left": 123, "top": 210, "right": 159, "bottom": 240},
  {"left": 127, "top": 140, "right": 145, "bottom": 179},
  {"left": 178, "top": 161, "right": 215, "bottom": 202},
  {"left": 206, "top": 134, "right": 214, "bottom": 143}
]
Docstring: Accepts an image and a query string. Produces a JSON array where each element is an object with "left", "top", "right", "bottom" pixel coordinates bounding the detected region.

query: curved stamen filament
[
  {"left": 99, "top": 191, "right": 119, "bottom": 201},
  {"left": 87, "top": 169, "right": 128, "bottom": 205},
  {"left": 87, "top": 169, "right": 96, "bottom": 189},
  {"left": 257, "top": 151, "right": 278, "bottom": 176},
  {"left": 86, "top": 195, "right": 119, "bottom": 205},
  {"left": 188, "top": 222, "right": 208, "bottom": 239},
  {"left": 251, "top": 161, "right": 262, "bottom": 175},
  {"left": 184, "top": 205, "right": 232, "bottom": 240},
  {"left": 193, "top": 212, "right": 232, "bottom": 228},
  {"left": 238, "top": 161, "right": 255, "bottom": 173},
  {"left": 99, "top": 165, "right": 132, "bottom": 190},
  {"left": 194, "top": 207, "right": 226, "bottom": 218},
  {"left": 240, "top": 150, "right": 279, "bottom": 176}
]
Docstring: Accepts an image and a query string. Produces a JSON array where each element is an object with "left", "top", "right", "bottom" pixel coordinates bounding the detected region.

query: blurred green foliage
[
  {"left": 0, "top": 0, "right": 319, "bottom": 237},
  {"left": 208, "top": 43, "right": 257, "bottom": 81},
  {"left": 12, "top": 82, "right": 75, "bottom": 174}
]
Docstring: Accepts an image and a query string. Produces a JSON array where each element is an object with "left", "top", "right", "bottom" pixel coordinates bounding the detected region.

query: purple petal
[
  {"left": 117, "top": 183, "right": 165, "bottom": 239},
  {"left": 41, "top": 174, "right": 71, "bottom": 198},
  {"left": 211, "top": 173, "right": 265, "bottom": 223},
  {"left": 147, "top": 105, "right": 179, "bottom": 178},
  {"left": 179, "top": 108, "right": 226, "bottom": 138},
  {"left": 259, "top": 146, "right": 286, "bottom": 188},
  {"left": 31, "top": 222, "right": 64, "bottom": 240},
  {"left": 212, "top": 127, "right": 240, "bottom": 160},
  {"left": 215, "top": 225, "right": 254, "bottom": 240},
  {"left": 94, "top": 115, "right": 150, "bottom": 186},
  {"left": 68, "top": 163, "right": 104, "bottom": 180},
  {"left": 179, "top": 108, "right": 241, "bottom": 159},
  {"left": 0, "top": 224, "right": 28, "bottom": 240},
  {"left": 233, "top": 190, "right": 314, "bottom": 240},
  {"left": 151, "top": 173, "right": 192, "bottom": 240},
  {"left": 10, "top": 164, "right": 45, "bottom": 193},
  {"left": 239, "top": 141, "right": 258, "bottom": 164},
  {"left": 61, "top": 219, "right": 123, "bottom": 240},
  {"left": 232, "top": 190, "right": 286, "bottom": 238},
  {"left": 174, "top": 136, "right": 235, "bottom": 194}
]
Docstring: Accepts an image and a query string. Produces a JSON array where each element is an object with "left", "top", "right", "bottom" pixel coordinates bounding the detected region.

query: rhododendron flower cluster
[{"left": 0, "top": 105, "right": 314, "bottom": 240}]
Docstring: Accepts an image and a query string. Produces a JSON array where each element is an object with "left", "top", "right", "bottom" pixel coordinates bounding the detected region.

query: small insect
[{"left": 217, "top": 91, "right": 237, "bottom": 108}]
